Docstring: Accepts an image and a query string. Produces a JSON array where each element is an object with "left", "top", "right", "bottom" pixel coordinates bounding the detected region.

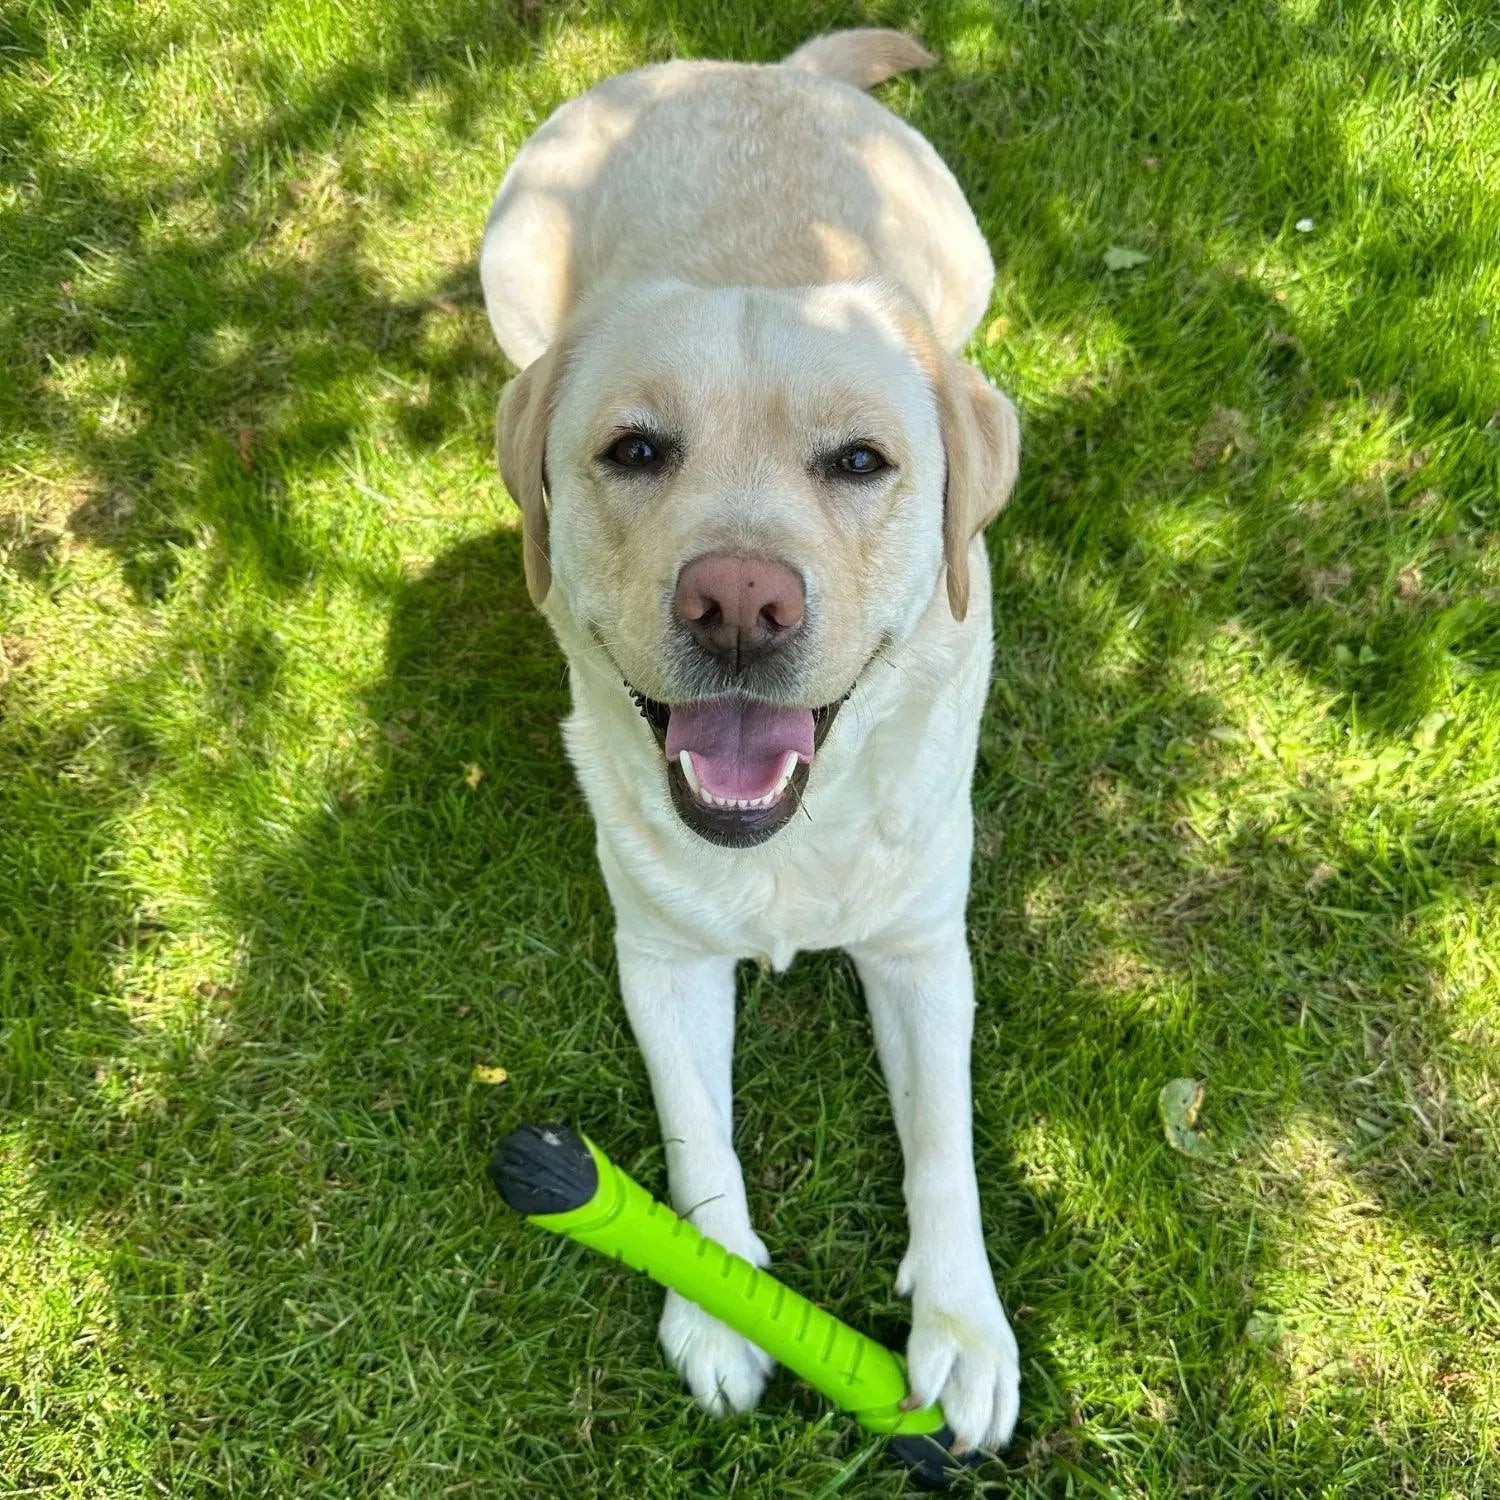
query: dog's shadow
[
  {"left": 346, "top": 530, "right": 1075, "bottom": 1490},
  {"left": 321, "top": 524, "right": 1062, "bottom": 1491},
  {"left": 350, "top": 529, "right": 1068, "bottom": 1486}
]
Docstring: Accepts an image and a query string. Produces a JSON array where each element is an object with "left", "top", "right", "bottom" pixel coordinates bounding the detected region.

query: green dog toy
[{"left": 489, "top": 1123, "right": 978, "bottom": 1489}]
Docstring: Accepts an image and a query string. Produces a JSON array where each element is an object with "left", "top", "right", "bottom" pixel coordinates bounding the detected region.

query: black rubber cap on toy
[
  {"left": 887, "top": 1426, "right": 981, "bottom": 1490},
  {"left": 489, "top": 1124, "right": 598, "bottom": 1215}
]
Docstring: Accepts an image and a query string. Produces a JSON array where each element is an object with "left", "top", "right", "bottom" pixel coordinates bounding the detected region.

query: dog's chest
[
  {"left": 594, "top": 744, "right": 970, "bottom": 966},
  {"left": 700, "top": 825, "right": 916, "bottom": 968}
]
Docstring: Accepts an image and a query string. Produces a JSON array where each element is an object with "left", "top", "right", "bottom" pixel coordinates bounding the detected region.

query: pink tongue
[{"left": 665, "top": 699, "right": 815, "bottom": 801}]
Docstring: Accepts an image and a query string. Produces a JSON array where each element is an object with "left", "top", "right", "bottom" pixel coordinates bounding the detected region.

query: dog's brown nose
[{"left": 674, "top": 552, "right": 806, "bottom": 668}]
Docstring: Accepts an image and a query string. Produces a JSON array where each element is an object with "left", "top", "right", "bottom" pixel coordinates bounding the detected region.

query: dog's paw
[
  {"left": 659, "top": 1289, "right": 775, "bottom": 1416},
  {"left": 900, "top": 1268, "right": 1020, "bottom": 1452}
]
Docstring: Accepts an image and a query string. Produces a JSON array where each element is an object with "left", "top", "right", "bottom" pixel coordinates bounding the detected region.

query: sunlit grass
[{"left": 3, "top": 0, "right": 1499, "bottom": 1494}]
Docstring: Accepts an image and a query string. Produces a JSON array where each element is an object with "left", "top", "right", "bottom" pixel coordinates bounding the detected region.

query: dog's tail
[{"left": 782, "top": 28, "right": 936, "bottom": 91}]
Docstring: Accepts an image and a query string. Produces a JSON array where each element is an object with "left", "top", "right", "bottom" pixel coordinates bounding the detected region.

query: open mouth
[{"left": 626, "top": 687, "right": 847, "bottom": 847}]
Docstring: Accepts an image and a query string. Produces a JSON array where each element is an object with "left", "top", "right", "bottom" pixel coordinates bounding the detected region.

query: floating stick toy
[{"left": 489, "top": 1124, "right": 978, "bottom": 1489}]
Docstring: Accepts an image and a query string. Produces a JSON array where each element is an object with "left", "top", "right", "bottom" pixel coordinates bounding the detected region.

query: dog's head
[{"left": 497, "top": 279, "right": 1019, "bottom": 847}]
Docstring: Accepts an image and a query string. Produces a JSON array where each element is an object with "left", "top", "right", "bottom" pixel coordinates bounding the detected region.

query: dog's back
[{"left": 481, "top": 30, "right": 992, "bottom": 367}]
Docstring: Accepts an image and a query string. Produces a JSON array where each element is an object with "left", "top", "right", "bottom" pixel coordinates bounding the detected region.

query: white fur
[{"left": 481, "top": 35, "right": 1020, "bottom": 1452}]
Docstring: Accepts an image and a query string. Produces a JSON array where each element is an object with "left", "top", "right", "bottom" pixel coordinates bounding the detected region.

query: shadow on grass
[
  {"left": 1, "top": 0, "right": 547, "bottom": 604},
  {"left": 4, "top": 0, "right": 1498, "bottom": 1494}
]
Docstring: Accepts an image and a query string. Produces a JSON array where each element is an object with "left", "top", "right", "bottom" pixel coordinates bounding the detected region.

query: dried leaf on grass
[
  {"left": 1104, "top": 245, "right": 1150, "bottom": 272},
  {"left": 1159, "top": 1077, "right": 1214, "bottom": 1159}
]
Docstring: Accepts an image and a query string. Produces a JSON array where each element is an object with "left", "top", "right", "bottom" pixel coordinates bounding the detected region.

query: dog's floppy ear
[
  {"left": 934, "top": 350, "right": 1020, "bottom": 621},
  {"left": 496, "top": 335, "right": 571, "bottom": 606}
]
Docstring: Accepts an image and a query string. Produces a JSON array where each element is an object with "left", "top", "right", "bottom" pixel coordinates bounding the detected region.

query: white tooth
[{"left": 677, "top": 749, "right": 804, "bottom": 813}]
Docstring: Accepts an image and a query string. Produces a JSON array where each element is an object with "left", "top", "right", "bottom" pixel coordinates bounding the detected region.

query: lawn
[{"left": 3, "top": 0, "right": 1499, "bottom": 1494}]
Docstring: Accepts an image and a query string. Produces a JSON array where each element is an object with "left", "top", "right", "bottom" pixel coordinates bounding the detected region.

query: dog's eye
[
  {"left": 604, "top": 432, "right": 664, "bottom": 469},
  {"left": 833, "top": 444, "right": 889, "bottom": 477}
]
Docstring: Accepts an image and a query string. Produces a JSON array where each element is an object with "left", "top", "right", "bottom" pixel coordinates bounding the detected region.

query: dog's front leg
[
  {"left": 616, "top": 935, "right": 774, "bottom": 1416},
  {"left": 851, "top": 921, "right": 1020, "bottom": 1452}
]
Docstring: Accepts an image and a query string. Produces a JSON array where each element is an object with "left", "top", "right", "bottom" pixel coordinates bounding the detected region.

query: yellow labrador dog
[{"left": 481, "top": 29, "right": 1021, "bottom": 1452}]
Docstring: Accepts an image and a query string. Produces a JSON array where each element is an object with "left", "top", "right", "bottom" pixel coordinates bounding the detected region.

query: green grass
[{"left": 3, "top": 0, "right": 1499, "bottom": 1493}]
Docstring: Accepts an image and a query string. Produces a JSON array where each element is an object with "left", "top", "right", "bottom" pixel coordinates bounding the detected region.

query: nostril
[
  {"left": 677, "top": 589, "right": 714, "bottom": 625},
  {"left": 764, "top": 593, "right": 805, "bottom": 633}
]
